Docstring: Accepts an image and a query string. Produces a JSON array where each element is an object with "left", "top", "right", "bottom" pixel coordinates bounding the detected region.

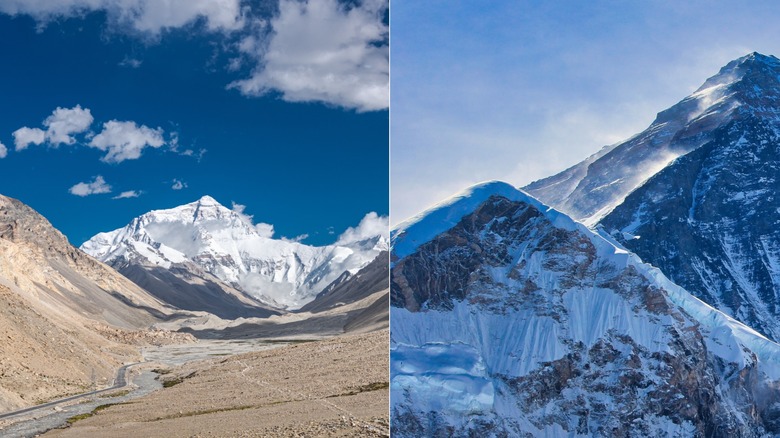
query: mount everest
[
  {"left": 81, "top": 195, "right": 388, "bottom": 310},
  {"left": 391, "top": 52, "right": 780, "bottom": 436},
  {"left": 527, "top": 52, "right": 780, "bottom": 341}
]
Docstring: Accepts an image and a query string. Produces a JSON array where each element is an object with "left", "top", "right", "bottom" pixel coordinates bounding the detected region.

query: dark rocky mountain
[
  {"left": 526, "top": 52, "right": 775, "bottom": 226},
  {"left": 601, "top": 113, "right": 780, "bottom": 341},
  {"left": 390, "top": 181, "right": 780, "bottom": 437},
  {"left": 528, "top": 52, "right": 780, "bottom": 341}
]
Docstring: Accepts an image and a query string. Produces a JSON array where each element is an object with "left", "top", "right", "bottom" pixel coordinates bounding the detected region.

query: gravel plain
[{"left": 43, "top": 329, "right": 389, "bottom": 437}]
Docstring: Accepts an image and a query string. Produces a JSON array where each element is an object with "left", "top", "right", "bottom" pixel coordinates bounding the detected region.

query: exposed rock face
[
  {"left": 601, "top": 115, "right": 780, "bottom": 341},
  {"left": 527, "top": 52, "right": 780, "bottom": 342},
  {"left": 301, "top": 251, "right": 388, "bottom": 314},
  {"left": 390, "top": 182, "right": 780, "bottom": 437}
]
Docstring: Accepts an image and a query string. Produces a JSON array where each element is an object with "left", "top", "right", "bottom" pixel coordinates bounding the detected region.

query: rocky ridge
[{"left": 391, "top": 181, "right": 780, "bottom": 437}]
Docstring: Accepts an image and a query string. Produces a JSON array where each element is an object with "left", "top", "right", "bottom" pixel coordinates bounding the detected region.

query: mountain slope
[
  {"left": 526, "top": 52, "right": 772, "bottom": 225},
  {"left": 81, "top": 196, "right": 387, "bottom": 310},
  {"left": 0, "top": 194, "right": 187, "bottom": 410},
  {"left": 300, "top": 251, "right": 388, "bottom": 314},
  {"left": 600, "top": 111, "right": 780, "bottom": 341},
  {"left": 391, "top": 181, "right": 780, "bottom": 436},
  {"left": 526, "top": 52, "right": 780, "bottom": 341}
]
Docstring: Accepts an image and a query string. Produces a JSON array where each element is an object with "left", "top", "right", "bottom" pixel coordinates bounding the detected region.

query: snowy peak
[
  {"left": 392, "top": 180, "right": 589, "bottom": 264},
  {"left": 525, "top": 51, "right": 780, "bottom": 225},
  {"left": 393, "top": 181, "right": 541, "bottom": 261},
  {"left": 82, "top": 197, "right": 385, "bottom": 310},
  {"left": 147, "top": 195, "right": 244, "bottom": 226},
  {"left": 699, "top": 51, "right": 780, "bottom": 91},
  {"left": 391, "top": 185, "right": 780, "bottom": 435}
]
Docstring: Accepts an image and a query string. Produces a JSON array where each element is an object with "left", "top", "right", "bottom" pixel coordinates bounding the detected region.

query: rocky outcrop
[{"left": 390, "top": 183, "right": 780, "bottom": 436}]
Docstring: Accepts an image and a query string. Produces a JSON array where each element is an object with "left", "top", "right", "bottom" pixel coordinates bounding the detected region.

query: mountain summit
[
  {"left": 526, "top": 51, "right": 780, "bottom": 226},
  {"left": 526, "top": 52, "right": 780, "bottom": 340},
  {"left": 391, "top": 182, "right": 780, "bottom": 436},
  {"left": 81, "top": 196, "right": 387, "bottom": 310}
]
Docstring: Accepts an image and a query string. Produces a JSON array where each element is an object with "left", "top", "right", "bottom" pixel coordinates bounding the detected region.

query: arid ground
[{"left": 44, "top": 329, "right": 389, "bottom": 437}]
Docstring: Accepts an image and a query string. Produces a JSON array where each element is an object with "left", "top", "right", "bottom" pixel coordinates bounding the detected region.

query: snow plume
[
  {"left": 0, "top": 0, "right": 245, "bottom": 35},
  {"left": 13, "top": 105, "right": 93, "bottom": 150},
  {"left": 231, "top": 202, "right": 275, "bottom": 238},
  {"left": 88, "top": 120, "right": 165, "bottom": 163},
  {"left": 69, "top": 175, "right": 111, "bottom": 197},
  {"left": 230, "top": 0, "right": 388, "bottom": 112},
  {"left": 282, "top": 234, "right": 309, "bottom": 243},
  {"left": 335, "top": 212, "right": 388, "bottom": 246}
]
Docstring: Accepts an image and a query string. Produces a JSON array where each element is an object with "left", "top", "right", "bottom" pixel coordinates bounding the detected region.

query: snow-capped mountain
[
  {"left": 391, "top": 181, "right": 780, "bottom": 436},
  {"left": 526, "top": 52, "right": 775, "bottom": 226},
  {"left": 527, "top": 52, "right": 780, "bottom": 341},
  {"left": 81, "top": 195, "right": 387, "bottom": 310}
]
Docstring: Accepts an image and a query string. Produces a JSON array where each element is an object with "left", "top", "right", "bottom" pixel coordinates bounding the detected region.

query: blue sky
[
  {"left": 391, "top": 0, "right": 780, "bottom": 225},
  {"left": 0, "top": 0, "right": 388, "bottom": 246}
]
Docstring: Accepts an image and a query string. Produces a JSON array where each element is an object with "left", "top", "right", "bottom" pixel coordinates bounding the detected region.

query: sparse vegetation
[
  {"left": 327, "top": 382, "right": 389, "bottom": 398},
  {"left": 65, "top": 412, "right": 93, "bottom": 425},
  {"left": 64, "top": 402, "right": 132, "bottom": 426},
  {"left": 263, "top": 339, "right": 318, "bottom": 344},
  {"left": 98, "top": 389, "right": 131, "bottom": 398},
  {"left": 162, "top": 377, "right": 184, "bottom": 388},
  {"left": 93, "top": 402, "right": 129, "bottom": 413},
  {"left": 150, "top": 405, "right": 255, "bottom": 421}
]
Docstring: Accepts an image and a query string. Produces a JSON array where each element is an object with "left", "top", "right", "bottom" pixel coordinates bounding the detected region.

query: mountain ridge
[
  {"left": 390, "top": 182, "right": 780, "bottom": 436},
  {"left": 525, "top": 51, "right": 780, "bottom": 341},
  {"left": 82, "top": 195, "right": 387, "bottom": 310},
  {"left": 526, "top": 51, "right": 780, "bottom": 225}
]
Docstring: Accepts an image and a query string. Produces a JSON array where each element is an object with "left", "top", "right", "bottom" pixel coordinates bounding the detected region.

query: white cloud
[
  {"left": 43, "top": 105, "right": 93, "bottom": 146},
  {"left": 171, "top": 179, "right": 187, "bottom": 190},
  {"left": 335, "top": 212, "right": 388, "bottom": 246},
  {"left": 12, "top": 105, "right": 93, "bottom": 150},
  {"left": 0, "top": 142, "right": 7, "bottom": 159},
  {"left": 230, "top": 0, "right": 388, "bottom": 112},
  {"left": 0, "top": 0, "right": 244, "bottom": 35},
  {"left": 253, "top": 222, "right": 275, "bottom": 238},
  {"left": 69, "top": 175, "right": 111, "bottom": 197},
  {"left": 88, "top": 120, "right": 165, "bottom": 163},
  {"left": 2, "top": 0, "right": 388, "bottom": 112},
  {"left": 231, "top": 202, "right": 275, "bottom": 238},
  {"left": 12, "top": 127, "right": 46, "bottom": 151},
  {"left": 281, "top": 233, "right": 309, "bottom": 243},
  {"left": 119, "top": 56, "right": 142, "bottom": 68},
  {"left": 112, "top": 190, "right": 142, "bottom": 199}
]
